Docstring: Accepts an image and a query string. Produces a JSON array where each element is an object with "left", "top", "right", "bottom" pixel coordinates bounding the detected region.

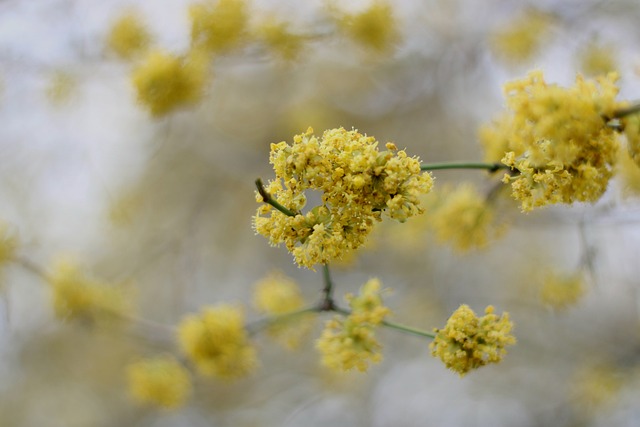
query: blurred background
[{"left": 1, "top": 0, "right": 640, "bottom": 425}]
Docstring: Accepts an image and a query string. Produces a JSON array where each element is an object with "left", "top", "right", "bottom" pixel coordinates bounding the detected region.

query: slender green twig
[
  {"left": 246, "top": 306, "right": 319, "bottom": 335},
  {"left": 380, "top": 319, "right": 436, "bottom": 339},
  {"left": 255, "top": 178, "right": 298, "bottom": 217},
  {"left": 611, "top": 102, "right": 640, "bottom": 119},
  {"left": 320, "top": 264, "right": 336, "bottom": 311},
  {"left": 332, "top": 305, "right": 435, "bottom": 339},
  {"left": 420, "top": 162, "right": 508, "bottom": 172}
]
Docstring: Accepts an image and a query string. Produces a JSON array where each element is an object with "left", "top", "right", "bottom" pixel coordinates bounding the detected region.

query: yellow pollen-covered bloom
[
  {"left": 254, "top": 127, "right": 433, "bottom": 269},
  {"left": 335, "top": 1, "right": 400, "bottom": 53},
  {"left": 177, "top": 304, "right": 257, "bottom": 379},
  {"left": 253, "top": 271, "right": 314, "bottom": 349},
  {"left": 127, "top": 355, "right": 192, "bottom": 409},
  {"left": 132, "top": 49, "right": 209, "bottom": 117},
  {"left": 481, "top": 70, "right": 622, "bottom": 211},
  {"left": 430, "top": 305, "right": 515, "bottom": 376},
  {"left": 47, "top": 259, "right": 130, "bottom": 324},
  {"left": 189, "top": 0, "right": 248, "bottom": 53},
  {"left": 316, "top": 278, "right": 391, "bottom": 372},
  {"left": 107, "top": 12, "right": 151, "bottom": 60}
]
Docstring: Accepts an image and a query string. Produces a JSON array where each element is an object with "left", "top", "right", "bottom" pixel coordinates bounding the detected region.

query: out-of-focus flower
[
  {"left": 490, "top": 9, "right": 555, "bottom": 63},
  {"left": 253, "top": 271, "right": 314, "bottom": 348},
  {"left": 316, "top": 278, "right": 390, "bottom": 372},
  {"left": 107, "top": 12, "right": 151, "bottom": 60},
  {"left": 178, "top": 304, "right": 257, "bottom": 379},
  {"left": 540, "top": 271, "right": 586, "bottom": 310},
  {"left": 47, "top": 259, "right": 131, "bottom": 324},
  {"left": 190, "top": 0, "right": 248, "bottom": 53},
  {"left": 132, "top": 49, "right": 209, "bottom": 116},
  {"left": 334, "top": 1, "right": 400, "bottom": 53},
  {"left": 127, "top": 355, "right": 192, "bottom": 409}
]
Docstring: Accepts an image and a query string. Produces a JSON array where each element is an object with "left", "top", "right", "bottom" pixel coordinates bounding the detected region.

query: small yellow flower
[
  {"left": 316, "top": 278, "right": 391, "bottom": 372},
  {"left": 335, "top": 1, "right": 400, "bottom": 53},
  {"left": 107, "top": 12, "right": 151, "bottom": 60},
  {"left": 482, "top": 70, "right": 622, "bottom": 211},
  {"left": 47, "top": 259, "right": 130, "bottom": 324},
  {"left": 177, "top": 304, "right": 257, "bottom": 379},
  {"left": 430, "top": 305, "right": 515, "bottom": 376},
  {"left": 253, "top": 271, "right": 314, "bottom": 349},
  {"left": 132, "top": 49, "right": 208, "bottom": 117},
  {"left": 127, "top": 355, "right": 191, "bottom": 409},
  {"left": 190, "top": 0, "right": 248, "bottom": 53},
  {"left": 540, "top": 271, "right": 586, "bottom": 310}
]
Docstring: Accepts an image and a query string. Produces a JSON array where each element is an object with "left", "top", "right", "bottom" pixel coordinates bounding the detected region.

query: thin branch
[
  {"left": 255, "top": 178, "right": 298, "bottom": 217},
  {"left": 420, "top": 162, "right": 509, "bottom": 172}
]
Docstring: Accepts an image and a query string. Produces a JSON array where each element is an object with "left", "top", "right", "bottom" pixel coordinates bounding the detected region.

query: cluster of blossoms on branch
[
  {"left": 430, "top": 305, "right": 516, "bottom": 377},
  {"left": 254, "top": 127, "right": 433, "bottom": 269},
  {"left": 482, "top": 71, "right": 624, "bottom": 211}
]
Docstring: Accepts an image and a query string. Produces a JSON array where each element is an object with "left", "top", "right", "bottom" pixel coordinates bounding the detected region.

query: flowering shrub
[{"left": 4, "top": 1, "right": 640, "bottom": 425}]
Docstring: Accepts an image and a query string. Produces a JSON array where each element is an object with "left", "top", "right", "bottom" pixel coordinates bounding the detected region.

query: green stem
[
  {"left": 611, "top": 103, "right": 640, "bottom": 119},
  {"left": 247, "top": 306, "right": 319, "bottom": 335},
  {"left": 332, "top": 306, "right": 435, "bottom": 339},
  {"left": 420, "top": 162, "right": 508, "bottom": 172},
  {"left": 381, "top": 319, "right": 436, "bottom": 339},
  {"left": 320, "top": 264, "right": 335, "bottom": 311},
  {"left": 255, "top": 178, "right": 298, "bottom": 217}
]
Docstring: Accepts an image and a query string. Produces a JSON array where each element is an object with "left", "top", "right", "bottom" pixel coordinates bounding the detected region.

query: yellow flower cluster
[
  {"left": 253, "top": 271, "right": 314, "bottom": 348},
  {"left": 107, "top": 12, "right": 151, "bottom": 60},
  {"left": 132, "top": 50, "right": 208, "bottom": 117},
  {"left": 490, "top": 9, "right": 554, "bottom": 63},
  {"left": 177, "top": 304, "right": 257, "bottom": 379},
  {"left": 254, "top": 127, "right": 433, "bottom": 268},
  {"left": 255, "top": 20, "right": 304, "bottom": 61},
  {"left": 430, "top": 305, "right": 515, "bottom": 377},
  {"left": 482, "top": 71, "right": 621, "bottom": 211},
  {"left": 316, "top": 278, "right": 390, "bottom": 372},
  {"left": 47, "top": 259, "right": 130, "bottom": 324},
  {"left": 427, "top": 184, "right": 506, "bottom": 252},
  {"left": 540, "top": 271, "right": 586, "bottom": 310},
  {"left": 190, "top": 0, "right": 248, "bottom": 54},
  {"left": 335, "top": 1, "right": 400, "bottom": 53},
  {"left": 127, "top": 355, "right": 192, "bottom": 409}
]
